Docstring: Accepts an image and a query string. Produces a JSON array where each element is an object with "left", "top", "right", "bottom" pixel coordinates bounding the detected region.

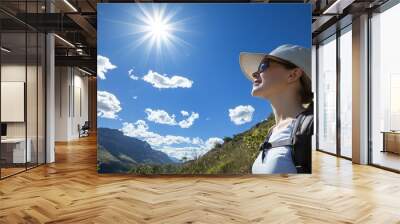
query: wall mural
[{"left": 97, "top": 3, "right": 312, "bottom": 175}]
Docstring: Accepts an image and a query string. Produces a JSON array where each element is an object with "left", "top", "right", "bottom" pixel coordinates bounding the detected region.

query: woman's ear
[{"left": 287, "top": 68, "right": 303, "bottom": 83}]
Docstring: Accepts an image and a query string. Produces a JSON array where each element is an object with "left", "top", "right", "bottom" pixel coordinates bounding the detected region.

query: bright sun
[
  {"left": 132, "top": 4, "right": 189, "bottom": 55},
  {"left": 148, "top": 17, "right": 170, "bottom": 39}
]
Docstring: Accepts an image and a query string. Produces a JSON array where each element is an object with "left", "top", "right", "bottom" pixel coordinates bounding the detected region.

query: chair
[{"left": 79, "top": 121, "right": 90, "bottom": 138}]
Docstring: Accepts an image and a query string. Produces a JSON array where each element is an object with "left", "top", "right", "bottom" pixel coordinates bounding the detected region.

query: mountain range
[
  {"left": 97, "top": 113, "right": 275, "bottom": 174},
  {"left": 97, "top": 128, "right": 176, "bottom": 173}
]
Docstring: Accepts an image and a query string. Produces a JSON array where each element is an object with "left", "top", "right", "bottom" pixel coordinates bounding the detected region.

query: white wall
[
  {"left": 1, "top": 63, "right": 46, "bottom": 164},
  {"left": 1, "top": 65, "right": 37, "bottom": 138},
  {"left": 311, "top": 45, "right": 317, "bottom": 151},
  {"left": 72, "top": 72, "right": 89, "bottom": 138},
  {"left": 55, "top": 66, "right": 69, "bottom": 141},
  {"left": 55, "top": 67, "right": 89, "bottom": 141}
]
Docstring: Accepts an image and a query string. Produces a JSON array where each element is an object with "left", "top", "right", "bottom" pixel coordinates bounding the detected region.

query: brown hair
[
  {"left": 298, "top": 73, "right": 313, "bottom": 104},
  {"left": 265, "top": 57, "right": 313, "bottom": 105}
]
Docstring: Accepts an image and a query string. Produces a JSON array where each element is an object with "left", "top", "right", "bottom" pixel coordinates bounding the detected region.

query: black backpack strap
[
  {"left": 260, "top": 124, "right": 275, "bottom": 147},
  {"left": 260, "top": 138, "right": 294, "bottom": 162},
  {"left": 290, "top": 112, "right": 306, "bottom": 168},
  {"left": 259, "top": 122, "right": 296, "bottom": 163},
  {"left": 259, "top": 106, "right": 311, "bottom": 165},
  {"left": 259, "top": 125, "right": 274, "bottom": 162},
  {"left": 291, "top": 104, "right": 314, "bottom": 172}
]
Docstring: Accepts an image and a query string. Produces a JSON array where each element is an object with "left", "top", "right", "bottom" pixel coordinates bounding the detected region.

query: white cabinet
[{"left": 1, "top": 138, "right": 31, "bottom": 163}]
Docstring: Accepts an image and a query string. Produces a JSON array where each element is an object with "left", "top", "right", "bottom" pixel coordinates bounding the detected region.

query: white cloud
[
  {"left": 144, "top": 108, "right": 199, "bottom": 128},
  {"left": 128, "top": 68, "right": 139, "bottom": 80},
  {"left": 121, "top": 120, "right": 192, "bottom": 147},
  {"left": 178, "top": 112, "right": 199, "bottom": 128},
  {"left": 180, "top": 110, "right": 189, "bottom": 116},
  {"left": 158, "top": 146, "right": 208, "bottom": 161},
  {"left": 142, "top": 70, "right": 193, "bottom": 89},
  {"left": 228, "top": 105, "right": 255, "bottom": 125},
  {"left": 133, "top": 96, "right": 138, "bottom": 100},
  {"left": 157, "top": 146, "right": 198, "bottom": 161},
  {"left": 120, "top": 120, "right": 223, "bottom": 161},
  {"left": 97, "top": 55, "right": 116, "bottom": 80},
  {"left": 205, "top": 137, "right": 224, "bottom": 149},
  {"left": 97, "top": 91, "right": 122, "bottom": 119},
  {"left": 191, "top": 137, "right": 203, "bottom": 145},
  {"left": 158, "top": 137, "right": 224, "bottom": 161},
  {"left": 145, "top": 108, "right": 177, "bottom": 126}
]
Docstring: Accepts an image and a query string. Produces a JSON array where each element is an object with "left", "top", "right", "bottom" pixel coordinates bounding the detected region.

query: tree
[{"left": 223, "top": 136, "right": 232, "bottom": 142}]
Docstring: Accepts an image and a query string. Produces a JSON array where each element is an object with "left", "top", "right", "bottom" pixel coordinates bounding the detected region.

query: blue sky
[{"left": 97, "top": 3, "right": 311, "bottom": 160}]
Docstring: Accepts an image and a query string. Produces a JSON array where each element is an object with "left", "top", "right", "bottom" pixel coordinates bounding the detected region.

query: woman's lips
[{"left": 253, "top": 79, "right": 262, "bottom": 86}]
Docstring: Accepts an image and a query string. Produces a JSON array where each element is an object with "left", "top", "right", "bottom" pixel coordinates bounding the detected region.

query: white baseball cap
[{"left": 239, "top": 44, "right": 311, "bottom": 81}]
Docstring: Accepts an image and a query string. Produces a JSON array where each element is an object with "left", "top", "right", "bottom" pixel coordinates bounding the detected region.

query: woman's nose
[{"left": 252, "top": 72, "right": 260, "bottom": 80}]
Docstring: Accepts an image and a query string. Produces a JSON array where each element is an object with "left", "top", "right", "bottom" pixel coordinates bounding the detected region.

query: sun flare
[
  {"left": 132, "top": 4, "right": 189, "bottom": 55},
  {"left": 147, "top": 16, "right": 171, "bottom": 39}
]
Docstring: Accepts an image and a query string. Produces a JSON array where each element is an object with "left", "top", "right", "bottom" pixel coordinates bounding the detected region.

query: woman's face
[{"left": 251, "top": 59, "right": 293, "bottom": 98}]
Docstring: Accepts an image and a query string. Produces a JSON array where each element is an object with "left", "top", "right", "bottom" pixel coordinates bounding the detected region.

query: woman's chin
[
  {"left": 252, "top": 86, "right": 269, "bottom": 98},
  {"left": 251, "top": 87, "right": 261, "bottom": 97}
]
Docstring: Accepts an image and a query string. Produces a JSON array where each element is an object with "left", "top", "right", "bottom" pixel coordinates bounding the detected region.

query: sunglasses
[
  {"left": 256, "top": 57, "right": 298, "bottom": 75},
  {"left": 256, "top": 59, "right": 270, "bottom": 74}
]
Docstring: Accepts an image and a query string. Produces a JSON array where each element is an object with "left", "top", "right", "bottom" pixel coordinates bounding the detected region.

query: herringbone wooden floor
[{"left": 1, "top": 135, "right": 400, "bottom": 224}]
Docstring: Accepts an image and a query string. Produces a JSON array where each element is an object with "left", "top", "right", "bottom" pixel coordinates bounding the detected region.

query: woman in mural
[{"left": 239, "top": 44, "right": 313, "bottom": 174}]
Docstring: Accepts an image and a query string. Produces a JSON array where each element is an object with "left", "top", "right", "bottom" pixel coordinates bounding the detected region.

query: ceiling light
[
  {"left": 54, "top": 34, "right": 75, "bottom": 48},
  {"left": 322, "top": 0, "right": 354, "bottom": 15},
  {"left": 1, "top": 47, "right": 11, "bottom": 53},
  {"left": 76, "top": 48, "right": 84, "bottom": 55},
  {"left": 63, "top": 0, "right": 78, "bottom": 12},
  {"left": 78, "top": 67, "right": 92, "bottom": 76}
]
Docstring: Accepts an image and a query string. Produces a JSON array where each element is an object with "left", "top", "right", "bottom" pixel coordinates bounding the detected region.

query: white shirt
[{"left": 252, "top": 121, "right": 297, "bottom": 174}]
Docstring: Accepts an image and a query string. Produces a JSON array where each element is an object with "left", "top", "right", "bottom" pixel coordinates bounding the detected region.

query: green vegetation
[
  {"left": 125, "top": 113, "right": 275, "bottom": 175},
  {"left": 98, "top": 145, "right": 138, "bottom": 173}
]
